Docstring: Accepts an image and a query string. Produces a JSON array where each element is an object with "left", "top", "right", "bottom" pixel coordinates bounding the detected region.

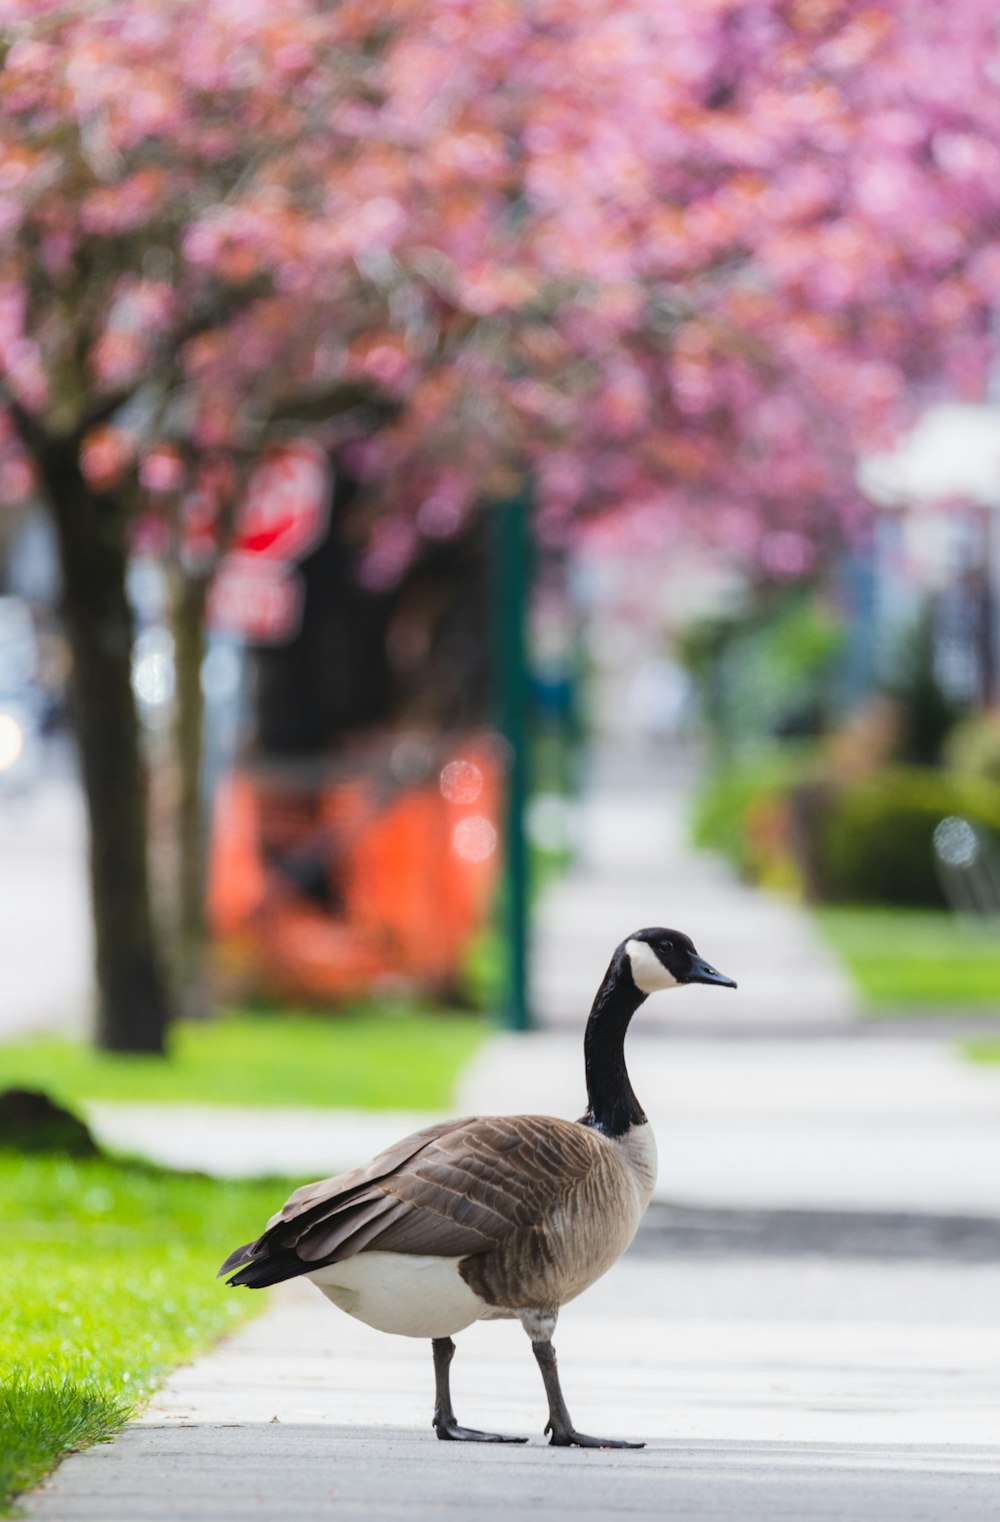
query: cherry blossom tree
[
  {"left": 0, "top": 0, "right": 408, "bottom": 1049},
  {"left": 2, "top": 0, "right": 1000, "bottom": 1049}
]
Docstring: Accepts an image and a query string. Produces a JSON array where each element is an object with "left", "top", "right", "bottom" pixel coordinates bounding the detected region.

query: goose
[{"left": 219, "top": 926, "right": 736, "bottom": 1448}]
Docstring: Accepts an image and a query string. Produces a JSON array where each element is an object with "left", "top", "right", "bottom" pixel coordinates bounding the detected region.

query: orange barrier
[{"left": 207, "top": 734, "right": 502, "bottom": 1002}]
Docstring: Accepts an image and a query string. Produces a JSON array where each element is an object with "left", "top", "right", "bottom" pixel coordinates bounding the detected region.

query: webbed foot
[
  {"left": 546, "top": 1421, "right": 644, "bottom": 1449},
  {"left": 434, "top": 1418, "right": 528, "bottom": 1444}
]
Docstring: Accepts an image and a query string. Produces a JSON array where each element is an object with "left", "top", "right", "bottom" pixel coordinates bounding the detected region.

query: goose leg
[
  {"left": 431, "top": 1337, "right": 527, "bottom": 1443},
  {"left": 531, "top": 1339, "right": 645, "bottom": 1450}
]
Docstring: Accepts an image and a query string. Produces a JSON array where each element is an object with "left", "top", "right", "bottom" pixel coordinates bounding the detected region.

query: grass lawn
[
  {"left": 0, "top": 1008, "right": 485, "bottom": 1111},
  {"left": 814, "top": 907, "right": 1000, "bottom": 1009},
  {"left": 962, "top": 1040, "right": 1000, "bottom": 1066},
  {"left": 0, "top": 1151, "right": 296, "bottom": 1515}
]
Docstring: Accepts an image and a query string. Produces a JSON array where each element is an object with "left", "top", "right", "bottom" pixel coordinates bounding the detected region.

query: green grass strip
[
  {"left": 0, "top": 1008, "right": 485, "bottom": 1111},
  {"left": 814, "top": 907, "right": 1000, "bottom": 1009},
  {"left": 963, "top": 1041, "right": 1000, "bottom": 1066},
  {"left": 0, "top": 1375, "right": 130, "bottom": 1513},
  {"left": 0, "top": 1152, "right": 299, "bottom": 1514}
]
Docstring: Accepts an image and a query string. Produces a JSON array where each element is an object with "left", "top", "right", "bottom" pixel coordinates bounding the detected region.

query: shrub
[
  {"left": 808, "top": 768, "right": 1000, "bottom": 906},
  {"left": 692, "top": 755, "right": 1000, "bottom": 907},
  {"left": 945, "top": 708, "right": 1000, "bottom": 786}
]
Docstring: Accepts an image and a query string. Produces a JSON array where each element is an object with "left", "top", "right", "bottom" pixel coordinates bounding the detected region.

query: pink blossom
[
  {"left": 140, "top": 449, "right": 185, "bottom": 494},
  {"left": 80, "top": 428, "right": 133, "bottom": 490},
  {"left": 1, "top": 0, "right": 999, "bottom": 584}
]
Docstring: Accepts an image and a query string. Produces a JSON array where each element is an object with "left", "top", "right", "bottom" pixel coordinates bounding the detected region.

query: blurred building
[{"left": 858, "top": 403, "right": 1000, "bottom": 708}]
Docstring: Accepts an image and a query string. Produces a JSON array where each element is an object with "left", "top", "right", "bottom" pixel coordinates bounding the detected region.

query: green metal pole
[{"left": 490, "top": 493, "right": 531, "bottom": 1031}]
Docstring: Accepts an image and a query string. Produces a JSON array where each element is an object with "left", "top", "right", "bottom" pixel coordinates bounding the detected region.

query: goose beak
[{"left": 686, "top": 955, "right": 737, "bottom": 990}]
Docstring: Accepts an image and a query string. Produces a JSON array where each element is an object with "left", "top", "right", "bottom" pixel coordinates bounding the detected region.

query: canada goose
[{"left": 219, "top": 927, "right": 736, "bottom": 1447}]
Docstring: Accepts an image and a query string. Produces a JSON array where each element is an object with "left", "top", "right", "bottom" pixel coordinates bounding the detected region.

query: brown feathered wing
[{"left": 219, "top": 1113, "right": 605, "bottom": 1288}]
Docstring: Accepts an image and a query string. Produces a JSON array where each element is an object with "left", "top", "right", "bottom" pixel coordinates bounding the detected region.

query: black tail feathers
[
  {"left": 216, "top": 1239, "right": 259, "bottom": 1279},
  {"left": 225, "top": 1251, "right": 309, "bottom": 1290},
  {"left": 218, "top": 1230, "right": 309, "bottom": 1289}
]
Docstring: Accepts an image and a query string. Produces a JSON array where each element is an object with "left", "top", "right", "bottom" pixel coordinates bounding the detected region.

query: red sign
[
  {"left": 206, "top": 556, "right": 303, "bottom": 645},
  {"left": 232, "top": 443, "right": 330, "bottom": 562},
  {"left": 181, "top": 443, "right": 330, "bottom": 572}
]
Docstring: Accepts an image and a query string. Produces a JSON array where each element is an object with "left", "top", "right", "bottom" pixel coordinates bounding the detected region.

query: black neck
[{"left": 581, "top": 949, "right": 647, "bottom": 1138}]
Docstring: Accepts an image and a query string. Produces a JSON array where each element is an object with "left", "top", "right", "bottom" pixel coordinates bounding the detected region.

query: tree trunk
[
  {"left": 254, "top": 473, "right": 491, "bottom": 750},
  {"left": 171, "top": 569, "right": 211, "bottom": 1020},
  {"left": 39, "top": 442, "right": 172, "bottom": 1052}
]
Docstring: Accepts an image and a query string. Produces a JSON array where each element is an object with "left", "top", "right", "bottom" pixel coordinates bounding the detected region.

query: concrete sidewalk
[{"left": 28, "top": 1429, "right": 1000, "bottom": 1522}]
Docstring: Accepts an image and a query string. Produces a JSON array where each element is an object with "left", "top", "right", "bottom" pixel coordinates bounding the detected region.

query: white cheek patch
[{"left": 625, "top": 938, "right": 678, "bottom": 994}]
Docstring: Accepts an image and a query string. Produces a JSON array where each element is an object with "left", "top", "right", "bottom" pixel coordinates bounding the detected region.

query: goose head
[
  {"left": 622, "top": 927, "right": 737, "bottom": 997},
  {"left": 582, "top": 926, "right": 737, "bottom": 1137}
]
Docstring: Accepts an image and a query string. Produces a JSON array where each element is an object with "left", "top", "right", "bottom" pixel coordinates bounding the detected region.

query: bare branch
[
  {"left": 1, "top": 387, "right": 48, "bottom": 458},
  {"left": 266, "top": 380, "right": 398, "bottom": 427},
  {"left": 76, "top": 387, "right": 137, "bottom": 438}
]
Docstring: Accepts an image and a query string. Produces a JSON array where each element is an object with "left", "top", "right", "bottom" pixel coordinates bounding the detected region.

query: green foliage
[
  {"left": 813, "top": 768, "right": 1000, "bottom": 907},
  {"left": 679, "top": 590, "right": 844, "bottom": 756},
  {"left": 816, "top": 908, "right": 1000, "bottom": 1006},
  {"left": 885, "top": 610, "right": 962, "bottom": 766},
  {"left": 693, "top": 751, "right": 1000, "bottom": 910},
  {"left": 690, "top": 746, "right": 816, "bottom": 878},
  {"left": 0, "top": 1008, "right": 485, "bottom": 1112},
  {"left": 945, "top": 708, "right": 1000, "bottom": 785},
  {"left": 0, "top": 1153, "right": 292, "bottom": 1513}
]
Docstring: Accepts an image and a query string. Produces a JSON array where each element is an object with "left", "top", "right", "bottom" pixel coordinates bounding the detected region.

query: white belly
[{"left": 308, "top": 1253, "right": 489, "bottom": 1338}]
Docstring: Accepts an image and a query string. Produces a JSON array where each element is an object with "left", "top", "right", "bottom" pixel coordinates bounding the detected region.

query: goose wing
[{"left": 219, "top": 1113, "right": 603, "bottom": 1288}]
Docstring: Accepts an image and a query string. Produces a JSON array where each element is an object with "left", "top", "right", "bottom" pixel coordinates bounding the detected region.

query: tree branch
[
  {"left": 266, "top": 380, "right": 399, "bottom": 427},
  {"left": 1, "top": 385, "right": 49, "bottom": 459},
  {"left": 76, "top": 386, "right": 137, "bottom": 438}
]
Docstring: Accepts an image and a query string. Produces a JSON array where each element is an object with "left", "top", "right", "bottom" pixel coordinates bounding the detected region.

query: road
[{"left": 0, "top": 744, "right": 92, "bottom": 1037}]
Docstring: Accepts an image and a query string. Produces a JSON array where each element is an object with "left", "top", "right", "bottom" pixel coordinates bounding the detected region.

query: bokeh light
[
  {"left": 131, "top": 628, "right": 175, "bottom": 710},
  {"left": 0, "top": 713, "right": 24, "bottom": 772},
  {"left": 439, "top": 759, "right": 483, "bottom": 805},
  {"left": 934, "top": 816, "right": 979, "bottom": 869},
  {"left": 451, "top": 815, "right": 496, "bottom": 862}
]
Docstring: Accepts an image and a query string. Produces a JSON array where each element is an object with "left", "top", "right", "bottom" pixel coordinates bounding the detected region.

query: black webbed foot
[
  {"left": 546, "top": 1422, "right": 645, "bottom": 1449},
  {"left": 532, "top": 1337, "right": 645, "bottom": 1451},
  {"left": 431, "top": 1336, "right": 529, "bottom": 1444},
  {"left": 434, "top": 1419, "right": 528, "bottom": 1444}
]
